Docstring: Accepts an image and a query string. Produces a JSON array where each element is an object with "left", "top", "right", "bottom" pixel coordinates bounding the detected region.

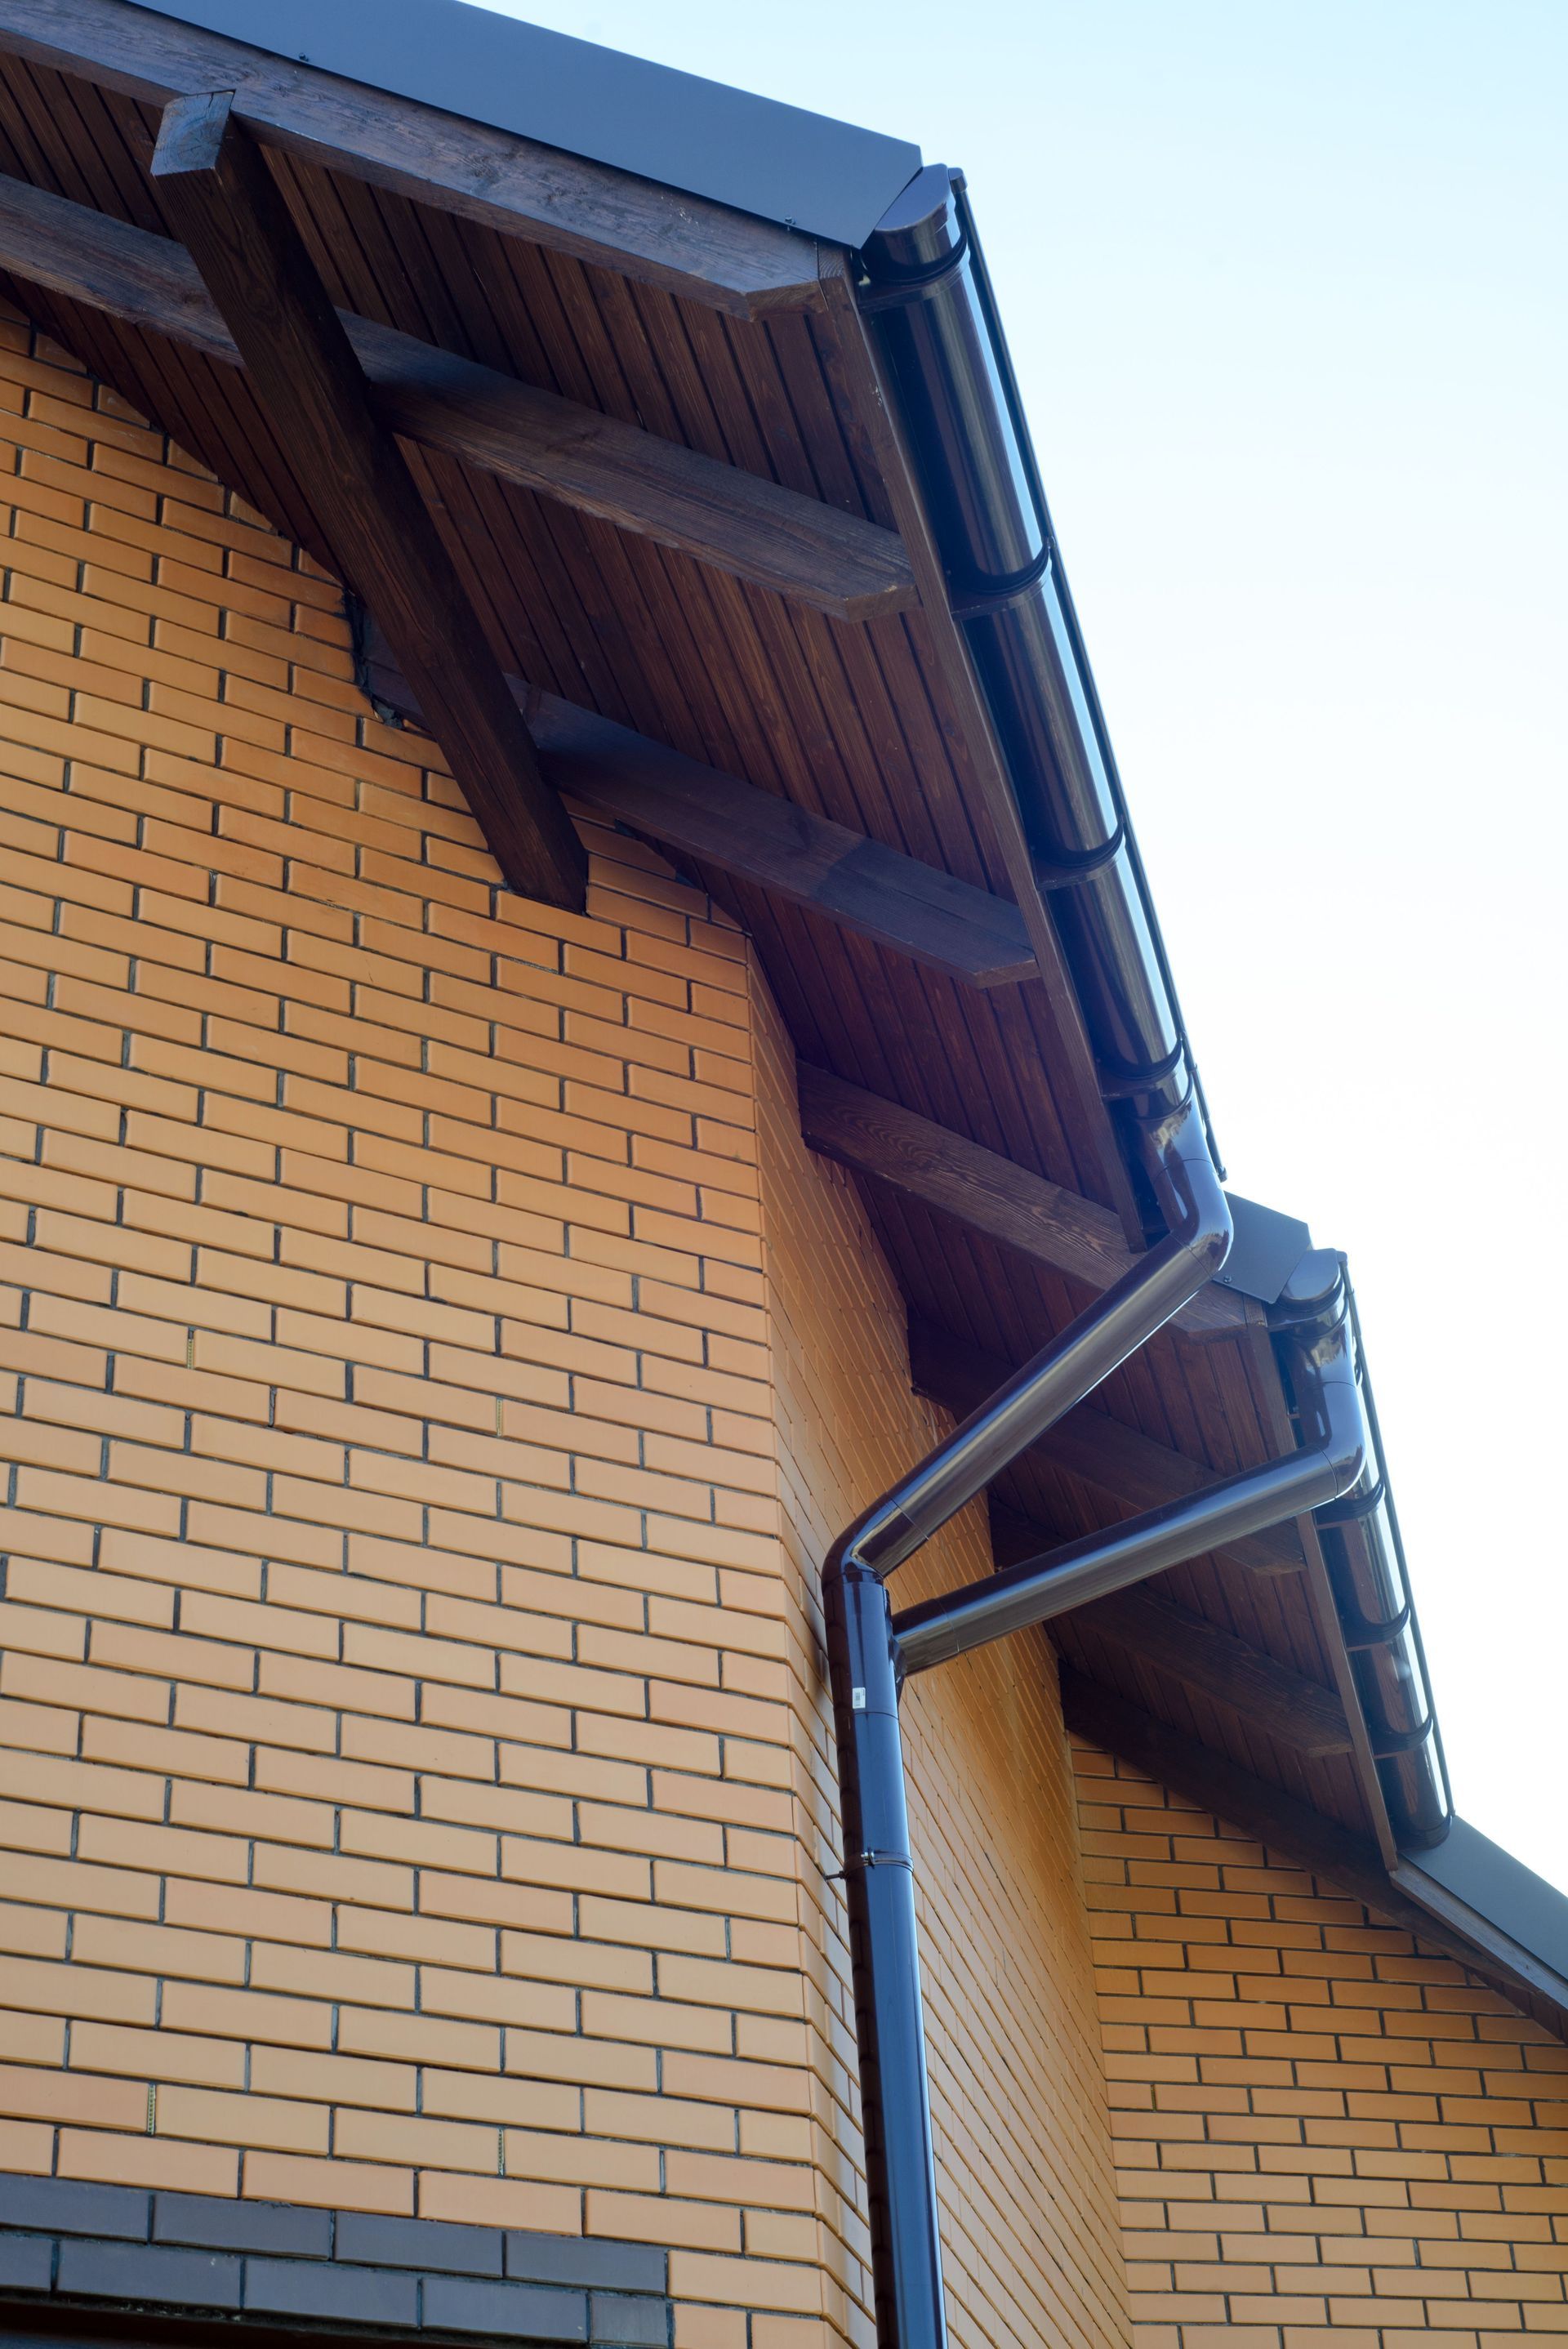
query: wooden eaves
[
  {"left": 0, "top": 0, "right": 825, "bottom": 315},
  {"left": 145, "top": 86, "right": 585, "bottom": 911},
  {"left": 0, "top": 0, "right": 1444, "bottom": 1906},
  {"left": 0, "top": 172, "right": 915, "bottom": 621}
]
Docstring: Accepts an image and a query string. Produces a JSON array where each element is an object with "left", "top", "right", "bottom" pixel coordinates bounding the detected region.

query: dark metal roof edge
[
  {"left": 120, "top": 0, "right": 923, "bottom": 247},
  {"left": 90, "top": 0, "right": 1557, "bottom": 1957},
  {"left": 1395, "top": 1816, "right": 1568, "bottom": 1991}
]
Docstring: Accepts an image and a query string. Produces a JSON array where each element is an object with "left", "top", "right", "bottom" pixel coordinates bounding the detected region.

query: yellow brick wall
[
  {"left": 0, "top": 305, "right": 1129, "bottom": 2349},
  {"left": 751, "top": 993, "right": 1132, "bottom": 2349},
  {"left": 1074, "top": 1737, "right": 1568, "bottom": 2349}
]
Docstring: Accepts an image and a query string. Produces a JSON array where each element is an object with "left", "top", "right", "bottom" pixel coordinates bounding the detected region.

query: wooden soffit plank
[
  {"left": 0, "top": 172, "right": 909, "bottom": 620},
  {"left": 908, "top": 1316, "right": 1302, "bottom": 1578},
  {"left": 1072, "top": 1587, "right": 1352, "bottom": 1756},
  {"left": 800, "top": 1063, "right": 1248, "bottom": 1341},
  {"left": 359, "top": 631, "right": 1036, "bottom": 992},
  {"left": 149, "top": 89, "right": 584, "bottom": 909},
  {"left": 0, "top": 0, "right": 822, "bottom": 317}
]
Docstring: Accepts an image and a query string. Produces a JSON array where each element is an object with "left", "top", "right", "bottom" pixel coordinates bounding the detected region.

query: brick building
[{"left": 0, "top": 7, "right": 1561, "bottom": 2349}]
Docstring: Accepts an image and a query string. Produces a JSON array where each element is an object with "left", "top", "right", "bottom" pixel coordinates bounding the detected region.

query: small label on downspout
[{"left": 851, "top": 1687, "right": 866, "bottom": 1709}]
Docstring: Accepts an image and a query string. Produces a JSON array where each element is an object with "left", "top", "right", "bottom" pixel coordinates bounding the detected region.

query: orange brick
[
  {"left": 241, "top": 2150, "right": 412, "bottom": 2214},
  {"left": 56, "top": 2126, "right": 240, "bottom": 2196},
  {"left": 1, "top": 325, "right": 1557, "bottom": 2349}
]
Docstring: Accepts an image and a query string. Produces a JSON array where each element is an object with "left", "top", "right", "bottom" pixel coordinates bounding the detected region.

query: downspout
[
  {"left": 822, "top": 1099, "right": 1231, "bottom": 2349},
  {"left": 823, "top": 1211, "right": 1388, "bottom": 2349},
  {"left": 853, "top": 156, "right": 1448, "bottom": 1846},
  {"left": 832, "top": 161, "right": 1450, "bottom": 2349}
]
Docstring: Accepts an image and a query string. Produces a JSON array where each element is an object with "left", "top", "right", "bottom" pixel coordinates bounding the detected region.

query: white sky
[{"left": 472, "top": 0, "right": 1568, "bottom": 1891}]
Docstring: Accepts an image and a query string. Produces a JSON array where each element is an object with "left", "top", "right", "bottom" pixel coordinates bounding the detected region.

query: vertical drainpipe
[
  {"left": 824, "top": 1108, "right": 1232, "bottom": 2349},
  {"left": 853, "top": 155, "right": 1449, "bottom": 1851},
  {"left": 843, "top": 154, "right": 1451, "bottom": 2349}
]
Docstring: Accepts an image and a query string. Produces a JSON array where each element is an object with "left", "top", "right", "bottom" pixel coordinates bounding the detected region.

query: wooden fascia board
[
  {"left": 360, "top": 635, "right": 1038, "bottom": 992},
  {"left": 149, "top": 90, "right": 585, "bottom": 910},
  {"left": 1061, "top": 1667, "right": 1566, "bottom": 2039},
  {"left": 813, "top": 249, "right": 1145, "bottom": 1245},
  {"left": 909, "top": 1316, "right": 1303, "bottom": 1579},
  {"left": 0, "top": 0, "right": 822, "bottom": 318},
  {"left": 800, "top": 1062, "right": 1248, "bottom": 1342},
  {"left": 0, "top": 172, "right": 911, "bottom": 622}
]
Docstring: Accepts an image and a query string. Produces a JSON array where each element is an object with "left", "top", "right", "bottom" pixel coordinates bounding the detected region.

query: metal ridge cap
[{"left": 120, "top": 0, "right": 924, "bottom": 245}]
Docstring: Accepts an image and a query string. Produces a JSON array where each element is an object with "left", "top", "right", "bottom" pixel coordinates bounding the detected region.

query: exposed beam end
[{"left": 149, "top": 94, "right": 585, "bottom": 913}]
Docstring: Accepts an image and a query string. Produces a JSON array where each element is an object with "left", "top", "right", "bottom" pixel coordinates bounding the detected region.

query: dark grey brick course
[
  {"left": 336, "top": 2211, "right": 501, "bottom": 2276},
  {"left": 154, "top": 2192, "right": 331, "bottom": 2260},
  {"left": 0, "top": 2235, "right": 53, "bottom": 2293},
  {"left": 508, "top": 2233, "right": 666, "bottom": 2295},
  {"left": 0, "top": 2180, "right": 148, "bottom": 2241},
  {"left": 245, "top": 2256, "right": 420, "bottom": 2329},
  {"left": 56, "top": 2239, "right": 243, "bottom": 2310},
  {"left": 422, "top": 2271, "right": 586, "bottom": 2341},
  {"left": 0, "top": 2170, "right": 673, "bottom": 2347},
  {"left": 590, "top": 2291, "right": 669, "bottom": 2347}
]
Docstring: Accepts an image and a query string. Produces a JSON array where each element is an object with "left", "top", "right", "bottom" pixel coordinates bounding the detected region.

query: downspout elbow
[
  {"left": 1139, "top": 1096, "right": 1233, "bottom": 1283},
  {"left": 1272, "top": 1249, "right": 1368, "bottom": 1499},
  {"left": 1320, "top": 1375, "right": 1370, "bottom": 1498}
]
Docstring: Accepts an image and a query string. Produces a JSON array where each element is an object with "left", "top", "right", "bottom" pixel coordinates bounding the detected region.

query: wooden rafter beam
[
  {"left": 361, "top": 630, "right": 1038, "bottom": 992},
  {"left": 1071, "top": 1588, "right": 1351, "bottom": 1756},
  {"left": 910, "top": 1317, "right": 1302, "bottom": 1577},
  {"left": 800, "top": 1063, "right": 1249, "bottom": 1341},
  {"left": 0, "top": 0, "right": 820, "bottom": 318},
  {"left": 147, "top": 91, "right": 584, "bottom": 912},
  {"left": 0, "top": 172, "right": 911, "bottom": 622}
]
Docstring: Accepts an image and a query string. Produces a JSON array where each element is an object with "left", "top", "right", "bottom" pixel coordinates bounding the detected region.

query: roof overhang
[
  {"left": 0, "top": 0, "right": 1560, "bottom": 2035},
  {"left": 123, "top": 0, "right": 923, "bottom": 243}
]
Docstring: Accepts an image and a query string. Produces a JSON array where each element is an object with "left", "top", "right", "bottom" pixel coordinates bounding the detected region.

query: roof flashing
[
  {"left": 122, "top": 0, "right": 923, "bottom": 245},
  {"left": 1400, "top": 1817, "right": 1568, "bottom": 1986}
]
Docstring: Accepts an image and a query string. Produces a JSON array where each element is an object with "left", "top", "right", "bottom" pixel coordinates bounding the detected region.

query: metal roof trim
[
  {"left": 121, "top": 0, "right": 923, "bottom": 246},
  {"left": 1398, "top": 1817, "right": 1568, "bottom": 1987}
]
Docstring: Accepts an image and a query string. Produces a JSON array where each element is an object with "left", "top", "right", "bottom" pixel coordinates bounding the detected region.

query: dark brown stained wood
[
  {"left": 148, "top": 89, "right": 585, "bottom": 912},
  {"left": 813, "top": 247, "right": 1143, "bottom": 1243},
  {"left": 0, "top": 54, "right": 1374, "bottom": 1859},
  {"left": 0, "top": 0, "right": 820, "bottom": 317},
  {"left": 1072, "top": 1589, "right": 1351, "bottom": 1756},
  {"left": 1058, "top": 1668, "right": 1566, "bottom": 2041},
  {"left": 356, "top": 324, "right": 912, "bottom": 623},
  {"left": 361, "top": 630, "right": 1039, "bottom": 991},
  {"left": 0, "top": 171, "right": 908, "bottom": 620},
  {"left": 909, "top": 1316, "right": 1303, "bottom": 1577},
  {"left": 800, "top": 1062, "right": 1247, "bottom": 1341}
]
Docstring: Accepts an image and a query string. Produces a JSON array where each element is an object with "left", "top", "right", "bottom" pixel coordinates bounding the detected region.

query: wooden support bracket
[
  {"left": 0, "top": 172, "right": 912, "bottom": 622},
  {"left": 149, "top": 91, "right": 586, "bottom": 911},
  {"left": 800, "top": 1063, "right": 1249, "bottom": 1341}
]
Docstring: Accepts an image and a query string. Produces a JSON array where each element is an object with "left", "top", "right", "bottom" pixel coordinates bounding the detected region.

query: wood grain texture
[
  {"left": 0, "top": 170, "right": 907, "bottom": 618},
  {"left": 909, "top": 1316, "right": 1303, "bottom": 1578},
  {"left": 1072, "top": 1589, "right": 1351, "bottom": 1756},
  {"left": 149, "top": 91, "right": 585, "bottom": 910},
  {"left": 0, "top": 50, "right": 1374, "bottom": 1854},
  {"left": 361, "top": 630, "right": 1038, "bottom": 990},
  {"left": 813, "top": 249, "right": 1144, "bottom": 1245},
  {"left": 800, "top": 1063, "right": 1246, "bottom": 1340},
  {"left": 0, "top": 0, "right": 820, "bottom": 315}
]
